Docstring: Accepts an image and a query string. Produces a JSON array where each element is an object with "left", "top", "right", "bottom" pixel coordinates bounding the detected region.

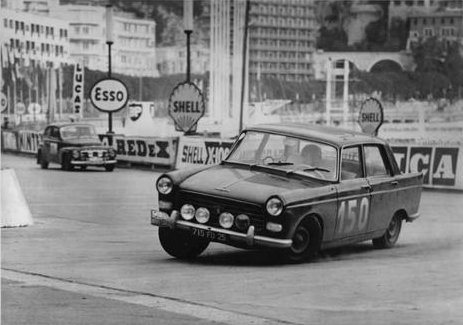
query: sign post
[
  {"left": 358, "top": 97, "right": 384, "bottom": 136},
  {"left": 168, "top": 82, "right": 205, "bottom": 134}
]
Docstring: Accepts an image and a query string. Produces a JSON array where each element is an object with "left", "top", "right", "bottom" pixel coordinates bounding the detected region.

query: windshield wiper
[
  {"left": 302, "top": 167, "right": 331, "bottom": 173},
  {"left": 266, "top": 161, "right": 294, "bottom": 166}
]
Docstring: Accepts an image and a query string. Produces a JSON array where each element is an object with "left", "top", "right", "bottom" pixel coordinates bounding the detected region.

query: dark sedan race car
[
  {"left": 37, "top": 123, "right": 117, "bottom": 171},
  {"left": 151, "top": 124, "right": 423, "bottom": 262}
]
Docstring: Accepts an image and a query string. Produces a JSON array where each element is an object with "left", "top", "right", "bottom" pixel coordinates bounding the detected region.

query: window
[
  {"left": 424, "top": 28, "right": 434, "bottom": 36},
  {"left": 364, "top": 145, "right": 390, "bottom": 177},
  {"left": 341, "top": 146, "right": 363, "bottom": 180},
  {"left": 4, "top": 19, "right": 7, "bottom": 28}
]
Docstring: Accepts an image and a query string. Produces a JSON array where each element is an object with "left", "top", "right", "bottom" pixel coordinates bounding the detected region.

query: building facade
[
  {"left": 0, "top": 8, "right": 70, "bottom": 68},
  {"left": 156, "top": 45, "right": 209, "bottom": 76},
  {"left": 247, "top": 0, "right": 318, "bottom": 82},
  {"left": 50, "top": 4, "right": 157, "bottom": 77}
]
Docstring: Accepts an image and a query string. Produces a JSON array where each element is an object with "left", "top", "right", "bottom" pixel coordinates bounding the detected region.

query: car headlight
[
  {"left": 266, "top": 197, "right": 284, "bottom": 216},
  {"left": 72, "top": 150, "right": 80, "bottom": 159},
  {"left": 195, "top": 207, "right": 210, "bottom": 224},
  {"left": 181, "top": 204, "right": 195, "bottom": 220},
  {"left": 219, "top": 212, "right": 234, "bottom": 229},
  {"left": 156, "top": 176, "right": 173, "bottom": 195}
]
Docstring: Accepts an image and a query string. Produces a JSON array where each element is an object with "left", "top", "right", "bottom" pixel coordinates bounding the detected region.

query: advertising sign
[
  {"left": 358, "top": 97, "right": 384, "bottom": 136},
  {"left": 0, "top": 92, "right": 7, "bottom": 113},
  {"left": 89, "top": 78, "right": 129, "bottom": 113},
  {"left": 16, "top": 102, "right": 26, "bottom": 115},
  {"left": 176, "top": 137, "right": 234, "bottom": 169},
  {"left": 27, "top": 103, "right": 41, "bottom": 115},
  {"left": 168, "top": 82, "right": 205, "bottom": 133},
  {"left": 72, "top": 62, "right": 84, "bottom": 116}
]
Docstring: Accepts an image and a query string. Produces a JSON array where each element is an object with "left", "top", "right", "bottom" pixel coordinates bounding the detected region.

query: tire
[
  {"left": 158, "top": 227, "right": 210, "bottom": 260},
  {"left": 62, "top": 154, "right": 74, "bottom": 171},
  {"left": 80, "top": 166, "right": 87, "bottom": 171},
  {"left": 104, "top": 165, "right": 115, "bottom": 172},
  {"left": 38, "top": 150, "right": 49, "bottom": 169},
  {"left": 373, "top": 213, "right": 402, "bottom": 249},
  {"left": 280, "top": 217, "right": 322, "bottom": 263}
]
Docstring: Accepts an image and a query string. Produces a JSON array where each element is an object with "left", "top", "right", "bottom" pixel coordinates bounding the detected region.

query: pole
[
  {"left": 185, "top": 30, "right": 192, "bottom": 83},
  {"left": 239, "top": 0, "right": 251, "bottom": 133},
  {"left": 107, "top": 41, "right": 113, "bottom": 146}
]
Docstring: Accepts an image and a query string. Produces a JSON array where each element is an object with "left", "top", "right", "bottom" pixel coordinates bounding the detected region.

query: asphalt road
[{"left": 2, "top": 153, "right": 463, "bottom": 325}]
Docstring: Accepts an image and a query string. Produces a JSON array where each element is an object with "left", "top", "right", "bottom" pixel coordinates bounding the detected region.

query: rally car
[
  {"left": 151, "top": 124, "right": 423, "bottom": 262},
  {"left": 37, "top": 123, "right": 116, "bottom": 171}
]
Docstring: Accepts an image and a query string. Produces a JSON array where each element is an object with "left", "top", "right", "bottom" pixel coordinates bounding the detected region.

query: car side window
[
  {"left": 364, "top": 145, "right": 390, "bottom": 177},
  {"left": 341, "top": 146, "right": 363, "bottom": 180},
  {"left": 44, "top": 127, "right": 52, "bottom": 137},
  {"left": 51, "top": 127, "right": 60, "bottom": 139}
]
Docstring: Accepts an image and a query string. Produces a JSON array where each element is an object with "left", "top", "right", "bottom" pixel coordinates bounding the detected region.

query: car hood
[
  {"left": 179, "top": 164, "right": 327, "bottom": 204},
  {"left": 62, "top": 138, "right": 104, "bottom": 147}
]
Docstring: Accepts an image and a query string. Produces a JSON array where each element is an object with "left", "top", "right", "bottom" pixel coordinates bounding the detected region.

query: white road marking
[{"left": 2, "top": 269, "right": 289, "bottom": 325}]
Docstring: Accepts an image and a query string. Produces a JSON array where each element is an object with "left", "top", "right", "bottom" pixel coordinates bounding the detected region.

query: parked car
[
  {"left": 37, "top": 123, "right": 116, "bottom": 172},
  {"left": 151, "top": 124, "right": 423, "bottom": 262}
]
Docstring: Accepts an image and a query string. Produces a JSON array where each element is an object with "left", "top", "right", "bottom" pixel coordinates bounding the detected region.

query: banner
[
  {"left": 72, "top": 62, "right": 84, "bottom": 117},
  {"left": 107, "top": 135, "right": 177, "bottom": 167},
  {"left": 391, "top": 145, "right": 462, "bottom": 190},
  {"left": 175, "top": 137, "right": 234, "bottom": 169},
  {"left": 17, "top": 130, "right": 41, "bottom": 154}
]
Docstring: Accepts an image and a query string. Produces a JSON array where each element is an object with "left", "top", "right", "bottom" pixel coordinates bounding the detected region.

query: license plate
[
  {"left": 191, "top": 228, "right": 227, "bottom": 242},
  {"left": 89, "top": 157, "right": 102, "bottom": 162}
]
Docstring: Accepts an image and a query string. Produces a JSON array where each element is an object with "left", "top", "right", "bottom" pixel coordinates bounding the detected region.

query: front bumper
[
  {"left": 71, "top": 159, "right": 117, "bottom": 166},
  {"left": 151, "top": 210, "right": 292, "bottom": 249}
]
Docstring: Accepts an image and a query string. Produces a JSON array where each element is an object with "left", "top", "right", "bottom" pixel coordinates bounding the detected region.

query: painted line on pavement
[{"left": 2, "top": 269, "right": 296, "bottom": 325}]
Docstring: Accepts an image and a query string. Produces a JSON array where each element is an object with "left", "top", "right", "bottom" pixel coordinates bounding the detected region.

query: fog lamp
[
  {"left": 195, "top": 207, "right": 210, "bottom": 224},
  {"left": 219, "top": 212, "right": 234, "bottom": 229},
  {"left": 72, "top": 150, "right": 80, "bottom": 159},
  {"left": 266, "top": 222, "right": 283, "bottom": 232},
  {"left": 180, "top": 204, "right": 195, "bottom": 220}
]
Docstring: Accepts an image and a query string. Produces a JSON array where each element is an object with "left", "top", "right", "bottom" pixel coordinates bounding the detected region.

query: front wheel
[
  {"left": 61, "top": 154, "right": 74, "bottom": 171},
  {"left": 372, "top": 213, "right": 402, "bottom": 249},
  {"left": 158, "top": 227, "right": 209, "bottom": 259},
  {"left": 105, "top": 165, "right": 115, "bottom": 172},
  {"left": 279, "top": 217, "right": 322, "bottom": 263},
  {"left": 38, "top": 151, "right": 49, "bottom": 169}
]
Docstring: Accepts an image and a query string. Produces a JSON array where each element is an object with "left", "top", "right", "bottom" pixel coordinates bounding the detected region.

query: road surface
[{"left": 2, "top": 153, "right": 463, "bottom": 324}]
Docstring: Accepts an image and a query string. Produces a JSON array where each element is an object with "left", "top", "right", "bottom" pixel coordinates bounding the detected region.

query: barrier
[
  {"left": 106, "top": 135, "right": 177, "bottom": 167},
  {"left": 1, "top": 131, "right": 18, "bottom": 151},
  {"left": 391, "top": 144, "right": 462, "bottom": 190},
  {"left": 17, "top": 130, "right": 41, "bottom": 154},
  {"left": 1, "top": 169, "right": 33, "bottom": 227},
  {"left": 175, "top": 137, "right": 234, "bottom": 169}
]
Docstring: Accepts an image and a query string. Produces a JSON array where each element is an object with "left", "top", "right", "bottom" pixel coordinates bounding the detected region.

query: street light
[
  {"left": 106, "top": 4, "right": 114, "bottom": 145},
  {"left": 184, "top": 0, "right": 193, "bottom": 82}
]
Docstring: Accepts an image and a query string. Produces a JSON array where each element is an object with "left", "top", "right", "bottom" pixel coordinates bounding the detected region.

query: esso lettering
[{"left": 95, "top": 87, "right": 125, "bottom": 102}]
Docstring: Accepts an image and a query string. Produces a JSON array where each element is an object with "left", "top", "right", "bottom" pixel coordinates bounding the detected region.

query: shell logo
[{"left": 168, "top": 82, "right": 205, "bottom": 133}]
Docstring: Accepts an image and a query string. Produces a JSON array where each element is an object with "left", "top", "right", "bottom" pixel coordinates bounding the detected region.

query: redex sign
[{"left": 392, "top": 145, "right": 460, "bottom": 187}]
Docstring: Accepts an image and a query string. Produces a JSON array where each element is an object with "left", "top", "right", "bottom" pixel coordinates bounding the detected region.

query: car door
[
  {"left": 41, "top": 126, "right": 52, "bottom": 161},
  {"left": 364, "top": 144, "right": 396, "bottom": 233},
  {"left": 334, "top": 145, "right": 371, "bottom": 239}
]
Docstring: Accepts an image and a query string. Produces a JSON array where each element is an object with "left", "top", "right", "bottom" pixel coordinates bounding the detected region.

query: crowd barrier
[{"left": 2, "top": 129, "right": 461, "bottom": 190}]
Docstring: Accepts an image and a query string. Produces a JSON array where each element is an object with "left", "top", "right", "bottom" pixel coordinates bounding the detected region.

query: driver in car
[{"left": 300, "top": 144, "right": 322, "bottom": 166}]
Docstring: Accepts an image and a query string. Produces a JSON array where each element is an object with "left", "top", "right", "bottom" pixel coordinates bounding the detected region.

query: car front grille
[
  {"left": 178, "top": 191, "right": 266, "bottom": 233},
  {"left": 81, "top": 150, "right": 106, "bottom": 159}
]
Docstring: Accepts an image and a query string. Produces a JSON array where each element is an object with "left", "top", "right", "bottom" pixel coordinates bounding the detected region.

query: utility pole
[{"left": 239, "top": 0, "right": 251, "bottom": 133}]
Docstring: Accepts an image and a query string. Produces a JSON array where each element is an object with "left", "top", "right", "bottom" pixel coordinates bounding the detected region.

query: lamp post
[
  {"left": 184, "top": 0, "right": 193, "bottom": 83},
  {"left": 106, "top": 4, "right": 114, "bottom": 145}
]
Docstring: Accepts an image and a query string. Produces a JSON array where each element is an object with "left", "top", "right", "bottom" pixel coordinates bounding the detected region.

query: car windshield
[
  {"left": 226, "top": 131, "right": 338, "bottom": 181},
  {"left": 60, "top": 125, "right": 98, "bottom": 139}
]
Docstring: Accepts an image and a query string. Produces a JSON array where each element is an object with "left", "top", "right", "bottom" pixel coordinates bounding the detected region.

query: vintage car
[
  {"left": 151, "top": 124, "right": 423, "bottom": 262},
  {"left": 37, "top": 123, "right": 117, "bottom": 171}
]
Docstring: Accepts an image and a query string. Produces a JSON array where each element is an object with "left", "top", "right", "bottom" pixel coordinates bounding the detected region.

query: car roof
[{"left": 245, "top": 123, "right": 386, "bottom": 147}]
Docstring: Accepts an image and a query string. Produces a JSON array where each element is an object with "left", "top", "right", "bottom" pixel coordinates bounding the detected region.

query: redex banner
[
  {"left": 176, "top": 137, "right": 234, "bottom": 169},
  {"left": 391, "top": 145, "right": 462, "bottom": 190},
  {"left": 103, "top": 135, "right": 177, "bottom": 167}
]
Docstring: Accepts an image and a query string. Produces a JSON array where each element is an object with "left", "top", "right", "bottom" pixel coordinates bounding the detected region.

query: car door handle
[
  {"left": 390, "top": 181, "right": 398, "bottom": 186},
  {"left": 361, "top": 184, "right": 371, "bottom": 191}
]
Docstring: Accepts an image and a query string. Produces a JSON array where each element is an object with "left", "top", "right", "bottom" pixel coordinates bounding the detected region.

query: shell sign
[
  {"left": 358, "top": 97, "right": 384, "bottom": 136},
  {"left": 168, "top": 82, "right": 205, "bottom": 133}
]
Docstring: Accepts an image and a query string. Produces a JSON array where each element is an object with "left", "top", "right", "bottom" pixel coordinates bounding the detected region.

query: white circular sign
[
  {"left": 89, "top": 78, "right": 129, "bottom": 113},
  {"left": 16, "top": 102, "right": 26, "bottom": 115},
  {"left": 28, "top": 102, "right": 42, "bottom": 114},
  {"left": 358, "top": 98, "right": 384, "bottom": 136},
  {"left": 168, "top": 82, "right": 205, "bottom": 133},
  {"left": 0, "top": 92, "right": 7, "bottom": 113}
]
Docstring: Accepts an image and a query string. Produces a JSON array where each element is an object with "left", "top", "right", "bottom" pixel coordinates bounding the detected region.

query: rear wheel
[
  {"left": 280, "top": 217, "right": 322, "bottom": 263},
  {"left": 373, "top": 213, "right": 402, "bottom": 249},
  {"left": 158, "top": 227, "right": 210, "bottom": 259},
  {"left": 105, "top": 165, "right": 115, "bottom": 172},
  {"left": 38, "top": 150, "right": 49, "bottom": 169}
]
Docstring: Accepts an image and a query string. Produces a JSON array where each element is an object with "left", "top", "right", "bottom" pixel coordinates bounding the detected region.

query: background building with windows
[
  {"left": 156, "top": 45, "right": 209, "bottom": 76},
  {"left": 50, "top": 4, "right": 157, "bottom": 77},
  {"left": 247, "top": 0, "right": 318, "bottom": 82}
]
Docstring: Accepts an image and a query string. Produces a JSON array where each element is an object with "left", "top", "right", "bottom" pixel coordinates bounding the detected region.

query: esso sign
[{"left": 89, "top": 78, "right": 129, "bottom": 113}]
